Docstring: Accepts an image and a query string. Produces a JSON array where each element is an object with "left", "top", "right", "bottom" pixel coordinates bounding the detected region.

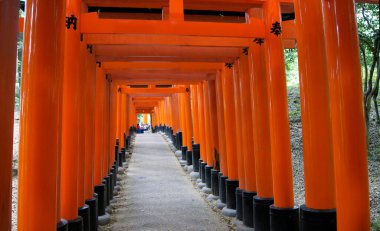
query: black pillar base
[
  {"left": 94, "top": 184, "right": 106, "bottom": 216},
  {"left": 218, "top": 174, "right": 228, "bottom": 204},
  {"left": 242, "top": 191, "right": 256, "bottom": 228},
  {"left": 103, "top": 177, "right": 110, "bottom": 206},
  {"left": 111, "top": 166, "right": 117, "bottom": 187},
  {"left": 211, "top": 169, "right": 219, "bottom": 196},
  {"left": 118, "top": 152, "right": 123, "bottom": 167},
  {"left": 270, "top": 205, "right": 300, "bottom": 231},
  {"left": 300, "top": 205, "right": 336, "bottom": 231},
  {"left": 85, "top": 196, "right": 98, "bottom": 231},
  {"left": 78, "top": 204, "right": 90, "bottom": 231},
  {"left": 108, "top": 173, "right": 114, "bottom": 200},
  {"left": 201, "top": 162, "right": 207, "bottom": 183},
  {"left": 205, "top": 166, "right": 212, "bottom": 188},
  {"left": 67, "top": 217, "right": 83, "bottom": 231},
  {"left": 236, "top": 188, "right": 243, "bottom": 221},
  {"left": 186, "top": 150, "right": 193, "bottom": 165},
  {"left": 192, "top": 144, "right": 200, "bottom": 172},
  {"left": 57, "top": 219, "right": 68, "bottom": 231},
  {"left": 226, "top": 180, "right": 239, "bottom": 209},
  {"left": 198, "top": 159, "right": 203, "bottom": 179},
  {"left": 254, "top": 196, "right": 274, "bottom": 231},
  {"left": 181, "top": 146, "right": 187, "bottom": 161}
]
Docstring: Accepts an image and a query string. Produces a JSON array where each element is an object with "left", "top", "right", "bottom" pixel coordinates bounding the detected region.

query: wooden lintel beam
[
  {"left": 103, "top": 61, "right": 223, "bottom": 70},
  {"left": 121, "top": 87, "right": 187, "bottom": 94},
  {"left": 86, "top": 34, "right": 252, "bottom": 47},
  {"left": 81, "top": 12, "right": 265, "bottom": 38}
]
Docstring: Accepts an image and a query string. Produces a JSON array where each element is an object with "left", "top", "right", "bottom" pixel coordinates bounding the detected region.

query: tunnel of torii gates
[{"left": 0, "top": 0, "right": 378, "bottom": 231}]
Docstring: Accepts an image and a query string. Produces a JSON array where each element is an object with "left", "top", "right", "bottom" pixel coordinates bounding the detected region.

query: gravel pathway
[{"left": 107, "top": 133, "right": 229, "bottom": 231}]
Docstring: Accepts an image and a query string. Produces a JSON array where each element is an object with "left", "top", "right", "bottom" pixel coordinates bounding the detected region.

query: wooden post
[
  {"left": 215, "top": 73, "right": 228, "bottom": 177},
  {"left": 221, "top": 67, "right": 239, "bottom": 215},
  {"left": 61, "top": 0, "right": 84, "bottom": 226},
  {"left": 323, "top": 1, "right": 370, "bottom": 230},
  {"left": 263, "top": 0, "right": 298, "bottom": 228},
  {"left": 18, "top": 0, "right": 66, "bottom": 230},
  {"left": 0, "top": 1, "right": 19, "bottom": 230},
  {"left": 294, "top": 0, "right": 337, "bottom": 229}
]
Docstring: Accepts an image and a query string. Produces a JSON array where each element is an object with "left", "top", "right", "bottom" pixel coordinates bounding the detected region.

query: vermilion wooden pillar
[
  {"left": 61, "top": 0, "right": 83, "bottom": 227},
  {"left": 232, "top": 61, "right": 245, "bottom": 191},
  {"left": 203, "top": 81, "right": 213, "bottom": 167},
  {"left": 0, "top": 1, "right": 19, "bottom": 230},
  {"left": 190, "top": 86, "right": 200, "bottom": 144},
  {"left": 184, "top": 87, "right": 193, "bottom": 151},
  {"left": 103, "top": 79, "right": 110, "bottom": 177},
  {"left": 84, "top": 50, "right": 96, "bottom": 201},
  {"left": 215, "top": 73, "right": 228, "bottom": 177},
  {"left": 238, "top": 53, "right": 257, "bottom": 192},
  {"left": 294, "top": 0, "right": 336, "bottom": 229},
  {"left": 197, "top": 84, "right": 207, "bottom": 163},
  {"left": 110, "top": 82, "right": 117, "bottom": 166},
  {"left": 323, "top": 1, "right": 370, "bottom": 230},
  {"left": 238, "top": 52, "right": 257, "bottom": 225},
  {"left": 77, "top": 27, "right": 90, "bottom": 227},
  {"left": 18, "top": 0, "right": 66, "bottom": 230},
  {"left": 264, "top": 0, "right": 298, "bottom": 229},
  {"left": 172, "top": 95, "right": 180, "bottom": 133},
  {"left": 221, "top": 67, "right": 239, "bottom": 216},
  {"left": 94, "top": 66, "right": 105, "bottom": 186},
  {"left": 179, "top": 93, "right": 187, "bottom": 147},
  {"left": 207, "top": 80, "right": 219, "bottom": 165},
  {"left": 249, "top": 39, "right": 275, "bottom": 229}
]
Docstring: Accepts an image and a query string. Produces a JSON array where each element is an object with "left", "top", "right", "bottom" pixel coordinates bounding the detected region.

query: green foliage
[
  {"left": 372, "top": 221, "right": 380, "bottom": 231},
  {"left": 284, "top": 49, "right": 299, "bottom": 87},
  {"left": 356, "top": 3, "right": 380, "bottom": 126}
]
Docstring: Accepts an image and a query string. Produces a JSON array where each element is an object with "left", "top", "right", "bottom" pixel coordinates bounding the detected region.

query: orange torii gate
[{"left": 0, "top": 0, "right": 375, "bottom": 231}]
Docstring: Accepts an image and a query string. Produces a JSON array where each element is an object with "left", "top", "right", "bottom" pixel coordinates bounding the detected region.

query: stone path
[{"left": 110, "top": 133, "right": 229, "bottom": 231}]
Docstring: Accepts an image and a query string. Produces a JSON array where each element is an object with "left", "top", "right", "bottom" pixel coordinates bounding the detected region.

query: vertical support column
[
  {"left": 61, "top": 0, "right": 83, "bottom": 227},
  {"left": 190, "top": 85, "right": 201, "bottom": 178},
  {"left": 197, "top": 84, "right": 206, "bottom": 166},
  {"left": 202, "top": 81, "right": 214, "bottom": 195},
  {"left": 323, "top": 1, "right": 370, "bottom": 230},
  {"left": 249, "top": 35, "right": 275, "bottom": 230},
  {"left": 203, "top": 81, "right": 213, "bottom": 167},
  {"left": 102, "top": 77, "right": 111, "bottom": 213},
  {"left": 221, "top": 67, "right": 239, "bottom": 217},
  {"left": 179, "top": 93, "right": 188, "bottom": 163},
  {"left": 264, "top": 0, "right": 298, "bottom": 229},
  {"left": 171, "top": 95, "right": 180, "bottom": 134},
  {"left": 239, "top": 51, "right": 257, "bottom": 225},
  {"left": 0, "top": 1, "right": 19, "bottom": 230},
  {"left": 84, "top": 51, "right": 97, "bottom": 231},
  {"left": 207, "top": 79, "right": 221, "bottom": 200},
  {"left": 77, "top": 29, "right": 90, "bottom": 231},
  {"left": 196, "top": 84, "right": 208, "bottom": 188},
  {"left": 294, "top": 0, "right": 337, "bottom": 230},
  {"left": 94, "top": 66, "right": 110, "bottom": 223},
  {"left": 232, "top": 60, "right": 246, "bottom": 221},
  {"left": 184, "top": 86, "right": 193, "bottom": 169},
  {"left": 18, "top": 0, "right": 66, "bottom": 230},
  {"left": 215, "top": 71, "right": 229, "bottom": 208},
  {"left": 169, "top": 0, "right": 184, "bottom": 21},
  {"left": 190, "top": 85, "right": 200, "bottom": 144}
]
